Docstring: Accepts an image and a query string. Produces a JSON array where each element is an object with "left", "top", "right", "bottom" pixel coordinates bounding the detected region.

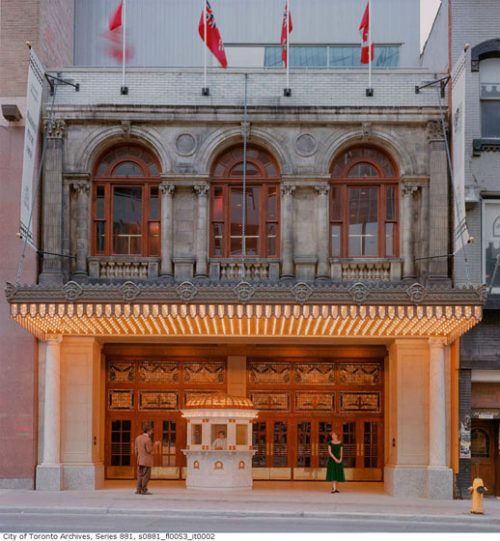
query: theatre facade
[{"left": 5, "top": 68, "right": 484, "bottom": 498}]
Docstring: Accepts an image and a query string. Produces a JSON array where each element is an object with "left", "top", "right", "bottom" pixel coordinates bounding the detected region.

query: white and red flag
[
  {"left": 198, "top": 1, "right": 228, "bottom": 69},
  {"left": 109, "top": 0, "right": 123, "bottom": 31},
  {"left": 359, "top": 1, "right": 375, "bottom": 64},
  {"left": 280, "top": 1, "right": 293, "bottom": 68}
]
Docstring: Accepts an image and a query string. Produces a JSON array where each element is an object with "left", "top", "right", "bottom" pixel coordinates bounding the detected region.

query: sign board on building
[{"left": 19, "top": 49, "right": 45, "bottom": 248}]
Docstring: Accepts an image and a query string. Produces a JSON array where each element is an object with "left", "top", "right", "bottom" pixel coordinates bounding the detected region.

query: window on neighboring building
[
  {"left": 210, "top": 146, "right": 280, "bottom": 258},
  {"left": 92, "top": 146, "right": 161, "bottom": 257},
  {"left": 483, "top": 200, "right": 500, "bottom": 293},
  {"left": 264, "top": 45, "right": 400, "bottom": 69},
  {"left": 480, "top": 58, "right": 500, "bottom": 138},
  {"left": 330, "top": 147, "right": 399, "bottom": 258}
]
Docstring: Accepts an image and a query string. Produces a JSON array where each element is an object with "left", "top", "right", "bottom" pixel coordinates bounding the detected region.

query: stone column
[
  {"left": 40, "top": 119, "right": 66, "bottom": 285},
  {"left": 194, "top": 184, "right": 209, "bottom": 278},
  {"left": 160, "top": 183, "right": 175, "bottom": 277},
  {"left": 72, "top": 180, "right": 90, "bottom": 281},
  {"left": 281, "top": 185, "right": 296, "bottom": 279},
  {"left": 315, "top": 184, "right": 330, "bottom": 279},
  {"left": 427, "top": 337, "right": 453, "bottom": 499},
  {"left": 36, "top": 335, "right": 63, "bottom": 490},
  {"left": 401, "top": 185, "right": 418, "bottom": 280},
  {"left": 427, "top": 121, "right": 450, "bottom": 284}
]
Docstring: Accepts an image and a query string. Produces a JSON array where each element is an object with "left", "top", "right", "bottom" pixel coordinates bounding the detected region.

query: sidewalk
[{"left": 0, "top": 481, "right": 499, "bottom": 524}]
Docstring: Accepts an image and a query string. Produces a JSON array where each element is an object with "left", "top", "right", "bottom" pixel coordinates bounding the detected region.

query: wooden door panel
[{"left": 471, "top": 421, "right": 496, "bottom": 494}]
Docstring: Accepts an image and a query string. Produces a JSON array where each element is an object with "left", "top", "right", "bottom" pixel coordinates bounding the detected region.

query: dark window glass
[
  {"left": 112, "top": 161, "right": 144, "bottom": 177},
  {"left": 267, "top": 187, "right": 277, "bottom": 220},
  {"left": 149, "top": 187, "right": 159, "bottom": 220},
  {"left": 273, "top": 421, "right": 288, "bottom": 467},
  {"left": 348, "top": 162, "right": 379, "bottom": 178},
  {"left": 296, "top": 421, "right": 312, "bottom": 468},
  {"left": 342, "top": 422, "right": 356, "bottom": 469},
  {"left": 481, "top": 101, "right": 500, "bottom": 138},
  {"left": 471, "top": 429, "right": 490, "bottom": 458},
  {"left": 331, "top": 224, "right": 341, "bottom": 257},
  {"left": 112, "top": 187, "right": 142, "bottom": 255},
  {"left": 96, "top": 186, "right": 105, "bottom": 219},
  {"left": 348, "top": 187, "right": 378, "bottom": 256},
  {"left": 252, "top": 422, "right": 267, "bottom": 467}
]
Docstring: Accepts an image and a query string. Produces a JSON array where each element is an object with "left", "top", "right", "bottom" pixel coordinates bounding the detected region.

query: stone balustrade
[
  {"left": 330, "top": 259, "right": 402, "bottom": 282},
  {"left": 209, "top": 260, "right": 280, "bottom": 281},
  {"left": 88, "top": 257, "right": 160, "bottom": 279}
]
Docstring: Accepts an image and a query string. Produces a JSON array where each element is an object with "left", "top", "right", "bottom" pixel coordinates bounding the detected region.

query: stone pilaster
[
  {"left": 36, "top": 335, "right": 63, "bottom": 490},
  {"left": 71, "top": 179, "right": 90, "bottom": 281},
  {"left": 194, "top": 184, "right": 209, "bottom": 278},
  {"left": 281, "top": 185, "right": 296, "bottom": 279},
  {"left": 427, "top": 121, "right": 451, "bottom": 285},
  {"left": 315, "top": 184, "right": 330, "bottom": 279},
  {"left": 40, "top": 119, "right": 66, "bottom": 285},
  {"left": 160, "top": 183, "right": 175, "bottom": 277},
  {"left": 401, "top": 184, "right": 419, "bottom": 280},
  {"left": 426, "top": 338, "right": 453, "bottom": 499}
]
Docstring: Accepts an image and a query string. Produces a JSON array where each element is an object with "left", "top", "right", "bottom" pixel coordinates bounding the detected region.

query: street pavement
[{"left": 0, "top": 481, "right": 498, "bottom": 532}]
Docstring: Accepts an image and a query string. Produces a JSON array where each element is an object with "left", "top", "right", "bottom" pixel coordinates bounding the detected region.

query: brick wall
[{"left": 0, "top": 0, "right": 74, "bottom": 97}]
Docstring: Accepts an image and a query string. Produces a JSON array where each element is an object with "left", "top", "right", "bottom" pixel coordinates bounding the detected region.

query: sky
[{"left": 421, "top": 0, "right": 442, "bottom": 49}]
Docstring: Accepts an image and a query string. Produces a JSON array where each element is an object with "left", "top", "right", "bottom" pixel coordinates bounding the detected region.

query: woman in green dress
[{"left": 326, "top": 430, "right": 345, "bottom": 493}]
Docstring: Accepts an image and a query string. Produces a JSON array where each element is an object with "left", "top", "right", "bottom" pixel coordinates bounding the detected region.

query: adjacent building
[
  {"left": 2, "top": 0, "right": 485, "bottom": 498},
  {"left": 423, "top": 0, "right": 500, "bottom": 498}
]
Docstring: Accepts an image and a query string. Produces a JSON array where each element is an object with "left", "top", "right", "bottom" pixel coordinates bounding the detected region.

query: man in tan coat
[{"left": 134, "top": 425, "right": 155, "bottom": 495}]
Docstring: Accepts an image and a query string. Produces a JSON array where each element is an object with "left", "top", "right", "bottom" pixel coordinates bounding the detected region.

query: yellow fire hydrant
[{"left": 468, "top": 477, "right": 488, "bottom": 514}]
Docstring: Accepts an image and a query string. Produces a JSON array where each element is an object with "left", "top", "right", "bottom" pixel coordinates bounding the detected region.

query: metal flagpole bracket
[
  {"left": 45, "top": 73, "right": 80, "bottom": 96},
  {"left": 415, "top": 75, "right": 450, "bottom": 98},
  {"left": 366, "top": 88, "right": 374, "bottom": 97},
  {"left": 120, "top": 86, "right": 129, "bottom": 95},
  {"left": 202, "top": 87, "right": 210, "bottom": 96},
  {"left": 283, "top": 88, "right": 292, "bottom": 97}
]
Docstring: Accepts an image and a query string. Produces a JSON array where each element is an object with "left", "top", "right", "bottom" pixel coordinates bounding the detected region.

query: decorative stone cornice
[{"left": 5, "top": 280, "right": 486, "bottom": 307}]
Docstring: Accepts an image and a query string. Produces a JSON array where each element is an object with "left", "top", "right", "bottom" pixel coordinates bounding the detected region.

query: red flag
[
  {"left": 359, "top": 2, "right": 374, "bottom": 64},
  {"left": 280, "top": 2, "right": 293, "bottom": 68},
  {"left": 198, "top": 1, "right": 228, "bottom": 69},
  {"left": 109, "top": 0, "right": 123, "bottom": 31}
]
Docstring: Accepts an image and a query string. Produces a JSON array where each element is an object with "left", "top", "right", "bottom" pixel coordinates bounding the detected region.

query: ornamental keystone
[{"left": 406, "top": 283, "right": 426, "bottom": 304}]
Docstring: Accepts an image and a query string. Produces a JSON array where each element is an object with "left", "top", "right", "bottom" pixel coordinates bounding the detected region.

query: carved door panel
[{"left": 471, "top": 421, "right": 496, "bottom": 495}]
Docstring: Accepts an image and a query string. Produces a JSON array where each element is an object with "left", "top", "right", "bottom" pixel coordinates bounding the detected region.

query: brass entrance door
[
  {"left": 252, "top": 418, "right": 292, "bottom": 479},
  {"left": 342, "top": 419, "right": 383, "bottom": 481}
]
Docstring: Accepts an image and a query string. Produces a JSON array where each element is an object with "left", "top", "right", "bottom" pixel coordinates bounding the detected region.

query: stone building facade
[
  {"left": 5, "top": 64, "right": 484, "bottom": 498},
  {"left": 423, "top": 0, "right": 500, "bottom": 498}
]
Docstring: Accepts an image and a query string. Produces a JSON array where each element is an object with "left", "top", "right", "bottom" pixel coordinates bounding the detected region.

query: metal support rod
[
  {"left": 415, "top": 75, "right": 450, "bottom": 97},
  {"left": 45, "top": 74, "right": 80, "bottom": 95}
]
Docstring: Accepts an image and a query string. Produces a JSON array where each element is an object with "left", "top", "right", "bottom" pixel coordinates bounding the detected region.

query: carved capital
[
  {"left": 45, "top": 334, "right": 63, "bottom": 345},
  {"left": 280, "top": 185, "right": 296, "bottom": 197},
  {"left": 71, "top": 181, "right": 90, "bottom": 195},
  {"left": 159, "top": 183, "right": 176, "bottom": 196},
  {"left": 194, "top": 184, "right": 209, "bottom": 197},
  {"left": 314, "top": 184, "right": 330, "bottom": 196},
  {"left": 401, "top": 184, "right": 419, "bottom": 197},
  {"left": 426, "top": 120, "right": 446, "bottom": 142},
  {"left": 44, "top": 119, "right": 66, "bottom": 139},
  {"left": 361, "top": 122, "right": 372, "bottom": 138}
]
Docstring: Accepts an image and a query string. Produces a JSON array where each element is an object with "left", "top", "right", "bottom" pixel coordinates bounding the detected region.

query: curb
[{"left": 0, "top": 506, "right": 499, "bottom": 525}]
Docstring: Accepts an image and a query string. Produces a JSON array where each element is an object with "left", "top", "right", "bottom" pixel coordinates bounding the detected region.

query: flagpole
[
  {"left": 286, "top": 0, "right": 290, "bottom": 90},
  {"left": 368, "top": 0, "right": 373, "bottom": 95},
  {"left": 203, "top": 0, "right": 208, "bottom": 94},
  {"left": 121, "top": 0, "right": 128, "bottom": 94}
]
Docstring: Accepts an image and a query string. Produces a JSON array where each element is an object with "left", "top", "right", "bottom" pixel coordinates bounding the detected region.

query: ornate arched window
[
  {"left": 210, "top": 145, "right": 280, "bottom": 258},
  {"left": 330, "top": 146, "right": 399, "bottom": 258},
  {"left": 92, "top": 145, "right": 161, "bottom": 256}
]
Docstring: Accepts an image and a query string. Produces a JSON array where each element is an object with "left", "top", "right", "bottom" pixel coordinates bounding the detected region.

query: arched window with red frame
[
  {"left": 210, "top": 145, "right": 280, "bottom": 258},
  {"left": 92, "top": 145, "right": 161, "bottom": 256},
  {"left": 330, "top": 146, "right": 399, "bottom": 258}
]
